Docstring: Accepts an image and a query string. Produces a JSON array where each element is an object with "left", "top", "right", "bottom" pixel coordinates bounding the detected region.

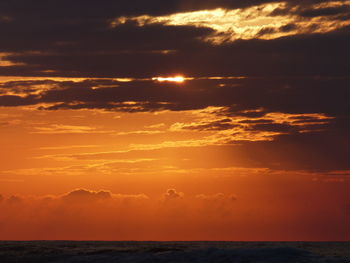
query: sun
[{"left": 152, "top": 76, "right": 185, "bottom": 83}]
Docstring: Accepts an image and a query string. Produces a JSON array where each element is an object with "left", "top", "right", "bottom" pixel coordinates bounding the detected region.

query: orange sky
[
  {"left": 0, "top": 91, "right": 349, "bottom": 240},
  {"left": 0, "top": 0, "right": 350, "bottom": 240}
]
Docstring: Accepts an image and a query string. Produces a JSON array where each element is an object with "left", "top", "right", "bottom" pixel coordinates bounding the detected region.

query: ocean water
[{"left": 0, "top": 241, "right": 349, "bottom": 262}]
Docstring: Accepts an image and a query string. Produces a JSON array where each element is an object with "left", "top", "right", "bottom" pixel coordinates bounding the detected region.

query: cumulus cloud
[
  {"left": 0, "top": 188, "right": 241, "bottom": 240},
  {"left": 61, "top": 188, "right": 112, "bottom": 203},
  {"left": 162, "top": 189, "right": 184, "bottom": 201},
  {"left": 0, "top": 187, "right": 349, "bottom": 240}
]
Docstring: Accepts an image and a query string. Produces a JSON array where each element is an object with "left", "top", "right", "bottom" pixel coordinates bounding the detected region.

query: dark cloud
[
  {"left": 62, "top": 188, "right": 112, "bottom": 203},
  {"left": 0, "top": 22, "right": 212, "bottom": 54},
  {"left": 1, "top": 76, "right": 348, "bottom": 117},
  {"left": 238, "top": 119, "right": 274, "bottom": 124},
  {"left": 279, "top": 23, "right": 298, "bottom": 32},
  {"left": 1, "top": 0, "right": 342, "bottom": 21},
  {"left": 0, "top": 0, "right": 283, "bottom": 21},
  {"left": 163, "top": 189, "right": 184, "bottom": 201},
  {"left": 271, "top": 1, "right": 350, "bottom": 17},
  {"left": 180, "top": 119, "right": 239, "bottom": 131},
  {"left": 300, "top": 5, "right": 350, "bottom": 17},
  {"left": 249, "top": 123, "right": 297, "bottom": 133},
  {"left": 1, "top": 26, "right": 349, "bottom": 78},
  {"left": 0, "top": 1, "right": 348, "bottom": 79},
  {"left": 234, "top": 128, "right": 350, "bottom": 171},
  {"left": 0, "top": 95, "right": 36, "bottom": 106},
  {"left": 257, "top": 27, "right": 277, "bottom": 36}
]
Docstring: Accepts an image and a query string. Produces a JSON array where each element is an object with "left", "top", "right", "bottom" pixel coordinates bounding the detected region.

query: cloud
[
  {"left": 1, "top": 26, "right": 349, "bottom": 78},
  {"left": 113, "top": 1, "right": 350, "bottom": 43},
  {"left": 1, "top": 76, "right": 349, "bottom": 118},
  {"left": 0, "top": 1, "right": 349, "bottom": 173},
  {"left": 171, "top": 118, "right": 239, "bottom": 131},
  {"left": 0, "top": 187, "right": 349, "bottom": 240},
  {"left": 299, "top": 5, "right": 350, "bottom": 18},
  {"left": 0, "top": 188, "right": 239, "bottom": 240},
  {"left": 234, "top": 130, "right": 350, "bottom": 171},
  {"left": 196, "top": 193, "right": 237, "bottom": 202},
  {"left": 32, "top": 124, "right": 103, "bottom": 134},
  {"left": 61, "top": 188, "right": 112, "bottom": 203},
  {"left": 169, "top": 111, "right": 334, "bottom": 145},
  {"left": 162, "top": 189, "right": 184, "bottom": 201},
  {"left": 0, "top": 1, "right": 349, "bottom": 78}
]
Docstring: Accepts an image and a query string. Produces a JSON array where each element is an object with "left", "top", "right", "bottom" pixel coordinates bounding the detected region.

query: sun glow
[{"left": 153, "top": 76, "right": 185, "bottom": 83}]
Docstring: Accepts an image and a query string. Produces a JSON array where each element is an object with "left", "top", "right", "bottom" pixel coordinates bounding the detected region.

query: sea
[{"left": 0, "top": 241, "right": 349, "bottom": 262}]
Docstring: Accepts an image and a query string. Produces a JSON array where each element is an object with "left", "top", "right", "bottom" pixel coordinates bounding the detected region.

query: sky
[{"left": 0, "top": 0, "right": 350, "bottom": 241}]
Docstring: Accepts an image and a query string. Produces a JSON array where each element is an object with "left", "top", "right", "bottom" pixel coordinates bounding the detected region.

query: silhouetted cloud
[
  {"left": 300, "top": 5, "right": 350, "bottom": 17},
  {"left": 0, "top": 1, "right": 348, "bottom": 77},
  {"left": 0, "top": 187, "right": 349, "bottom": 240},
  {"left": 1, "top": 76, "right": 349, "bottom": 117},
  {"left": 163, "top": 189, "right": 184, "bottom": 201},
  {"left": 61, "top": 188, "right": 112, "bottom": 203},
  {"left": 1, "top": 75, "right": 348, "bottom": 171}
]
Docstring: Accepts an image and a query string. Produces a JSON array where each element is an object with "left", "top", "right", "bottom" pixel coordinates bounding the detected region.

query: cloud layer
[
  {"left": 0, "top": 188, "right": 241, "bottom": 240},
  {"left": 1, "top": 187, "right": 349, "bottom": 240}
]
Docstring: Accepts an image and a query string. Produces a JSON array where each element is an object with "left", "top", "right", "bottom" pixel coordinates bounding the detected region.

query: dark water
[{"left": 0, "top": 241, "right": 349, "bottom": 262}]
